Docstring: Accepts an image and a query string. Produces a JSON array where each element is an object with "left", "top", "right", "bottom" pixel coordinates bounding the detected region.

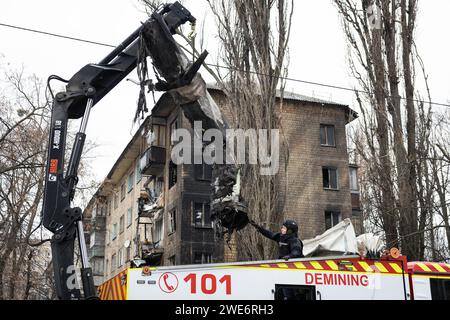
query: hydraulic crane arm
[{"left": 42, "top": 2, "right": 204, "bottom": 300}]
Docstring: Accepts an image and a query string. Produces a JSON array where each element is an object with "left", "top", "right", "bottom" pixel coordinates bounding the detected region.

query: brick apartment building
[{"left": 84, "top": 85, "right": 361, "bottom": 284}]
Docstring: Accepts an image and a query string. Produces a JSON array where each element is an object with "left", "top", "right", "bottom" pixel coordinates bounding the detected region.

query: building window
[
  {"left": 153, "top": 218, "right": 163, "bottom": 246},
  {"left": 118, "top": 248, "right": 124, "bottom": 267},
  {"left": 194, "top": 164, "right": 213, "bottom": 181},
  {"left": 127, "top": 208, "right": 133, "bottom": 228},
  {"left": 111, "top": 254, "right": 117, "bottom": 271},
  {"left": 168, "top": 255, "right": 176, "bottom": 266},
  {"left": 127, "top": 172, "right": 134, "bottom": 193},
  {"left": 320, "top": 124, "right": 336, "bottom": 147},
  {"left": 90, "top": 232, "right": 96, "bottom": 249},
  {"left": 152, "top": 124, "right": 166, "bottom": 147},
  {"left": 92, "top": 259, "right": 104, "bottom": 275},
  {"left": 323, "top": 167, "right": 339, "bottom": 190},
  {"left": 349, "top": 166, "right": 359, "bottom": 193},
  {"left": 193, "top": 202, "right": 212, "bottom": 228},
  {"left": 120, "top": 183, "right": 126, "bottom": 201},
  {"left": 170, "top": 119, "right": 178, "bottom": 147},
  {"left": 169, "top": 161, "right": 177, "bottom": 189},
  {"left": 112, "top": 223, "right": 118, "bottom": 241},
  {"left": 114, "top": 193, "right": 119, "bottom": 210},
  {"left": 168, "top": 209, "right": 176, "bottom": 234},
  {"left": 126, "top": 246, "right": 131, "bottom": 263},
  {"left": 119, "top": 215, "right": 125, "bottom": 234},
  {"left": 325, "top": 211, "right": 341, "bottom": 230},
  {"left": 136, "top": 161, "right": 142, "bottom": 184},
  {"left": 194, "top": 252, "right": 212, "bottom": 265}
]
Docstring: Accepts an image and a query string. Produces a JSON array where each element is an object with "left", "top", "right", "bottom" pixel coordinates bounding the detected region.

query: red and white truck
[{"left": 98, "top": 254, "right": 450, "bottom": 300}]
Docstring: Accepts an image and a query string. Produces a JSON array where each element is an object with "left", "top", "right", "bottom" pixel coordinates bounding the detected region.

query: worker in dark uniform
[
  {"left": 250, "top": 219, "right": 304, "bottom": 260},
  {"left": 250, "top": 219, "right": 304, "bottom": 300}
]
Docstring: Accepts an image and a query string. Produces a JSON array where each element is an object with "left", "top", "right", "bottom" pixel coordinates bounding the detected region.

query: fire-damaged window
[
  {"left": 169, "top": 161, "right": 177, "bottom": 189},
  {"left": 194, "top": 163, "right": 213, "bottom": 181},
  {"left": 193, "top": 202, "right": 212, "bottom": 228},
  {"left": 194, "top": 252, "right": 212, "bottom": 265},
  {"left": 168, "top": 209, "right": 177, "bottom": 234},
  {"left": 320, "top": 124, "right": 336, "bottom": 147},
  {"left": 323, "top": 167, "right": 339, "bottom": 190},
  {"left": 325, "top": 211, "right": 341, "bottom": 230}
]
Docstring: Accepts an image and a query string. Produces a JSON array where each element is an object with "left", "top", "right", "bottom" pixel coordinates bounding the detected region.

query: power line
[
  {"left": 0, "top": 22, "right": 115, "bottom": 48},
  {"left": 1, "top": 21, "right": 450, "bottom": 109}
]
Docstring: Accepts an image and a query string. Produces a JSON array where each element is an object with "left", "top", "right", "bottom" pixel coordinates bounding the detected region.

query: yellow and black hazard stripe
[
  {"left": 239, "top": 258, "right": 406, "bottom": 274},
  {"left": 98, "top": 270, "right": 128, "bottom": 300}
]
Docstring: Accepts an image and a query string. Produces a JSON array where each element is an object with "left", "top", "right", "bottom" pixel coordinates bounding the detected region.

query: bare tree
[
  {"left": 0, "top": 64, "right": 98, "bottom": 299},
  {"left": 333, "top": 0, "right": 449, "bottom": 261},
  {"left": 204, "top": 0, "right": 294, "bottom": 260}
]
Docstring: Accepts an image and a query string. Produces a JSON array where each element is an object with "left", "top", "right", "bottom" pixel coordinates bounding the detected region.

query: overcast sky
[{"left": 1, "top": 0, "right": 449, "bottom": 183}]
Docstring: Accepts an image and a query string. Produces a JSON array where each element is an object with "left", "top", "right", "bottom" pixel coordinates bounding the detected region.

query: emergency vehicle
[{"left": 98, "top": 253, "right": 450, "bottom": 300}]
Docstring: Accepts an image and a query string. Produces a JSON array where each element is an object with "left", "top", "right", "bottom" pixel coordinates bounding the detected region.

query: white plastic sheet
[{"left": 303, "top": 218, "right": 359, "bottom": 257}]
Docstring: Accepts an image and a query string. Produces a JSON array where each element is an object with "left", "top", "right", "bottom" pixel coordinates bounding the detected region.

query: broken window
[
  {"left": 325, "top": 211, "right": 341, "bottom": 230},
  {"left": 168, "top": 209, "right": 177, "bottom": 234},
  {"left": 320, "top": 124, "right": 336, "bottom": 147},
  {"left": 194, "top": 252, "right": 212, "bottom": 265},
  {"left": 169, "top": 161, "right": 177, "bottom": 189},
  {"left": 323, "top": 167, "right": 338, "bottom": 190},
  {"left": 193, "top": 202, "right": 212, "bottom": 228},
  {"left": 194, "top": 163, "right": 213, "bottom": 181}
]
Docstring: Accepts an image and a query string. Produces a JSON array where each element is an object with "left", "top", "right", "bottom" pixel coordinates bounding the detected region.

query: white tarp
[{"left": 303, "top": 218, "right": 359, "bottom": 257}]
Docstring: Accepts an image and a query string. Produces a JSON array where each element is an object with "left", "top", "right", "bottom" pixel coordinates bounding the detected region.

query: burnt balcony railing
[{"left": 140, "top": 146, "right": 166, "bottom": 176}]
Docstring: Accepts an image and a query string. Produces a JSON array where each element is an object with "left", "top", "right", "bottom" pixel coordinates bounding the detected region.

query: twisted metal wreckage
[{"left": 41, "top": 2, "right": 248, "bottom": 300}]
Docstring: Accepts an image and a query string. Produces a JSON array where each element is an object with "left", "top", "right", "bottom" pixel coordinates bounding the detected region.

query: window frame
[
  {"left": 119, "top": 215, "right": 125, "bottom": 234},
  {"left": 194, "top": 252, "right": 213, "bottom": 265},
  {"left": 325, "top": 210, "right": 341, "bottom": 230},
  {"left": 127, "top": 172, "right": 134, "bottom": 193},
  {"left": 169, "top": 161, "right": 177, "bottom": 189},
  {"left": 323, "top": 167, "right": 339, "bottom": 190},
  {"left": 120, "top": 183, "right": 126, "bottom": 201},
  {"left": 320, "top": 124, "right": 336, "bottom": 147},
  {"left": 127, "top": 207, "right": 133, "bottom": 228},
  {"left": 168, "top": 209, "right": 177, "bottom": 235},
  {"left": 193, "top": 202, "right": 212, "bottom": 229}
]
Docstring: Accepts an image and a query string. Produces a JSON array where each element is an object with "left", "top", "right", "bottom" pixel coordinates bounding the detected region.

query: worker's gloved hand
[{"left": 282, "top": 255, "right": 290, "bottom": 261}]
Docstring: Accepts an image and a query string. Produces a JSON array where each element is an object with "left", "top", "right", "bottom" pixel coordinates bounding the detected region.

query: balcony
[{"left": 140, "top": 146, "right": 166, "bottom": 176}]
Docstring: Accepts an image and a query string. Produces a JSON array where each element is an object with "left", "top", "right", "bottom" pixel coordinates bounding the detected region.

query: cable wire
[{"left": 1, "top": 21, "right": 450, "bottom": 108}]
